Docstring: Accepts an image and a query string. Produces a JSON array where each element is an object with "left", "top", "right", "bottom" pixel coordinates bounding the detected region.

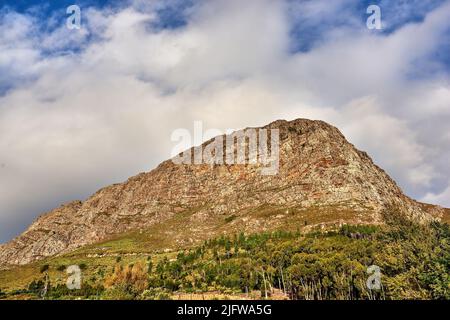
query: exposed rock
[{"left": 0, "top": 118, "right": 446, "bottom": 266}]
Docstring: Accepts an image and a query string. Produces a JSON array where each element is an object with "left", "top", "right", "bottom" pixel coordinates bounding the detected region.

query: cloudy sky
[{"left": 0, "top": 0, "right": 449, "bottom": 243}]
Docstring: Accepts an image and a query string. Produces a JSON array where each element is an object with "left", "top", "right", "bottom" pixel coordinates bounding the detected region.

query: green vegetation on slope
[{"left": 0, "top": 210, "right": 448, "bottom": 300}]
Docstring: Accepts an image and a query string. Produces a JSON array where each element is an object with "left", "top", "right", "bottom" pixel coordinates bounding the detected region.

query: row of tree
[{"left": 13, "top": 209, "right": 450, "bottom": 300}]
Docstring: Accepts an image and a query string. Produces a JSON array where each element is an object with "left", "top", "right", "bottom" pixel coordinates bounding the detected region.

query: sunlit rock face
[{"left": 0, "top": 118, "right": 445, "bottom": 267}]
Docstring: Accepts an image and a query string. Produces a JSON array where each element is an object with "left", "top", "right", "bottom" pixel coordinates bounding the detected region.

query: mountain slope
[{"left": 0, "top": 118, "right": 446, "bottom": 267}]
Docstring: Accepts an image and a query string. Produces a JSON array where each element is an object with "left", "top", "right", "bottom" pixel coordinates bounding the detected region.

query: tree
[
  {"left": 40, "top": 264, "right": 49, "bottom": 273},
  {"left": 105, "top": 262, "right": 149, "bottom": 298}
]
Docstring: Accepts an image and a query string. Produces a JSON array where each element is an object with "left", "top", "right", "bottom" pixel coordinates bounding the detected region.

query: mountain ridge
[{"left": 0, "top": 118, "right": 447, "bottom": 267}]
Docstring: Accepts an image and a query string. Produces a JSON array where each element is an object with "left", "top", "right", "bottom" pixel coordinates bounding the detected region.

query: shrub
[
  {"left": 56, "top": 265, "right": 66, "bottom": 272},
  {"left": 104, "top": 262, "right": 148, "bottom": 298},
  {"left": 28, "top": 279, "right": 46, "bottom": 294},
  {"left": 224, "top": 215, "right": 237, "bottom": 223},
  {"left": 141, "top": 288, "right": 172, "bottom": 300},
  {"left": 40, "top": 264, "right": 49, "bottom": 273},
  {"left": 79, "top": 263, "right": 88, "bottom": 270}
]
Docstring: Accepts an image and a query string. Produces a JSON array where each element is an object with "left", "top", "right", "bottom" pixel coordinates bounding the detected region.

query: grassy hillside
[
  {"left": 0, "top": 209, "right": 448, "bottom": 300},
  {"left": 0, "top": 205, "right": 370, "bottom": 292}
]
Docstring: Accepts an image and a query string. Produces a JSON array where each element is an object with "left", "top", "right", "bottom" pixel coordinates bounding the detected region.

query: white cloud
[
  {"left": 0, "top": 0, "right": 449, "bottom": 242},
  {"left": 337, "top": 97, "right": 436, "bottom": 189},
  {"left": 422, "top": 184, "right": 450, "bottom": 207}
]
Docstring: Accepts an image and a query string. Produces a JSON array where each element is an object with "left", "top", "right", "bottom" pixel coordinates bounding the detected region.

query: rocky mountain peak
[{"left": 0, "top": 118, "right": 446, "bottom": 267}]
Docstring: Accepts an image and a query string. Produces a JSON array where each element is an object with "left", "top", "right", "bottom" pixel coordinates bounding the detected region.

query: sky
[{"left": 0, "top": 0, "right": 449, "bottom": 243}]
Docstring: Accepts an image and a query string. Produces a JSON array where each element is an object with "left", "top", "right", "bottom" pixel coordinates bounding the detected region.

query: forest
[{"left": 3, "top": 210, "right": 449, "bottom": 300}]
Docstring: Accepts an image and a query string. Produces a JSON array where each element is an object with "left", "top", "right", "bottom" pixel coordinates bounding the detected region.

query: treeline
[
  {"left": 140, "top": 212, "right": 448, "bottom": 300},
  {"left": 7, "top": 210, "right": 450, "bottom": 300}
]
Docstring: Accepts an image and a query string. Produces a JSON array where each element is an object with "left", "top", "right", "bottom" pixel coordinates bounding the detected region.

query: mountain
[{"left": 0, "top": 118, "right": 447, "bottom": 267}]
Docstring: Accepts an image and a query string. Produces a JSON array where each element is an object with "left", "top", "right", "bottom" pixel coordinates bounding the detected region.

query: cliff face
[{"left": 0, "top": 119, "right": 446, "bottom": 266}]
